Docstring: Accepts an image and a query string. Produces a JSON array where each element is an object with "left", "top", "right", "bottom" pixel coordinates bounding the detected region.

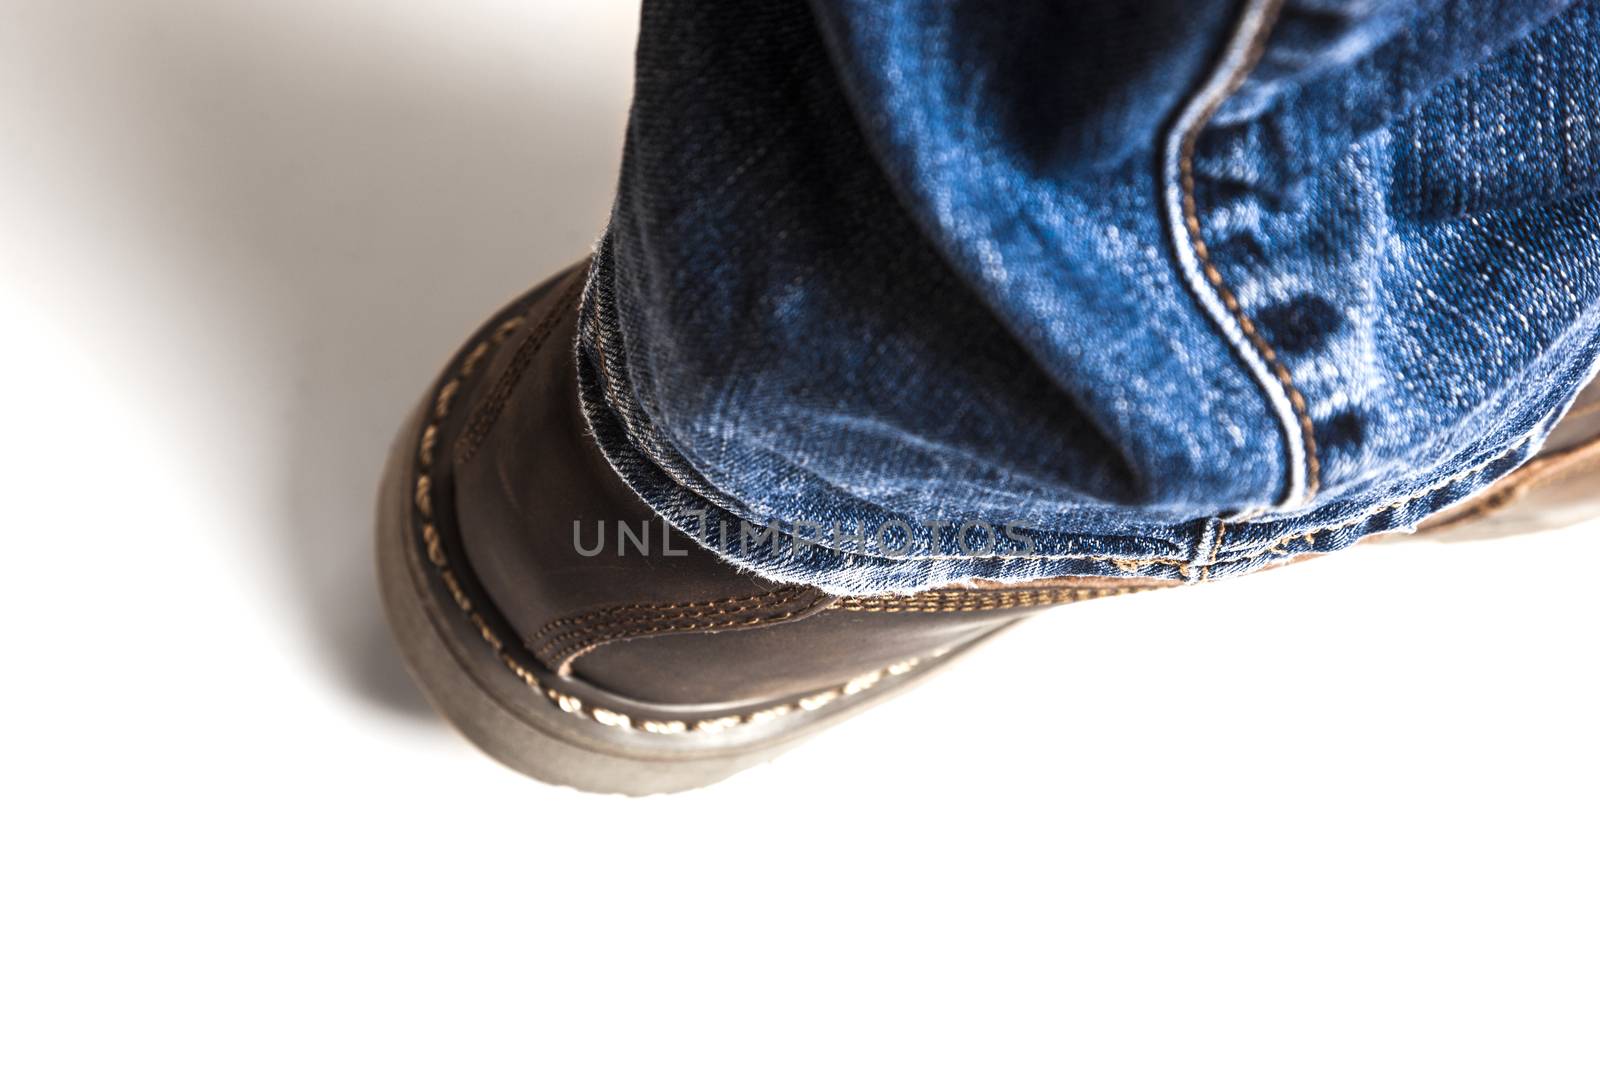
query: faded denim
[{"left": 577, "top": 0, "right": 1600, "bottom": 594}]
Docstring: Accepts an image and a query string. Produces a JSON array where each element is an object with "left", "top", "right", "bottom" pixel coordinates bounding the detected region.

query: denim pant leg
[{"left": 576, "top": 0, "right": 1600, "bottom": 596}]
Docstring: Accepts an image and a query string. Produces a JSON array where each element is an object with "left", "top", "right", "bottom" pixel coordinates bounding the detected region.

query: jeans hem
[{"left": 575, "top": 232, "right": 1589, "bottom": 596}]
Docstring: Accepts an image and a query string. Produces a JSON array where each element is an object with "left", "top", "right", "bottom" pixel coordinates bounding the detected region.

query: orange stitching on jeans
[
  {"left": 1228, "top": 430, "right": 1543, "bottom": 562},
  {"left": 1176, "top": 0, "right": 1321, "bottom": 501},
  {"left": 1422, "top": 436, "right": 1600, "bottom": 529},
  {"left": 832, "top": 586, "right": 1148, "bottom": 612},
  {"left": 1200, "top": 519, "right": 1226, "bottom": 582}
]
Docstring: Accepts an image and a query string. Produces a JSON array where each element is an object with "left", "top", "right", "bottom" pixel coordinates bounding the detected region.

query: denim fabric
[{"left": 577, "top": 0, "right": 1600, "bottom": 594}]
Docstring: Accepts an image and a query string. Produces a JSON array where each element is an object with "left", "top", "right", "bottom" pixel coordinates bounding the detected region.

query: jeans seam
[
  {"left": 1219, "top": 426, "right": 1544, "bottom": 563},
  {"left": 1164, "top": 0, "right": 1321, "bottom": 510},
  {"left": 831, "top": 585, "right": 1159, "bottom": 612},
  {"left": 1201, "top": 519, "right": 1227, "bottom": 581}
]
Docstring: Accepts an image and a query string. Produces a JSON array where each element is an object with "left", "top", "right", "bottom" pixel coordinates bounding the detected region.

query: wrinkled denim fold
[{"left": 577, "top": 0, "right": 1600, "bottom": 595}]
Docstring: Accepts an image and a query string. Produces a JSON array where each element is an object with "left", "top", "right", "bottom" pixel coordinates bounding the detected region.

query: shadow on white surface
[{"left": 37, "top": 3, "right": 632, "bottom": 720}]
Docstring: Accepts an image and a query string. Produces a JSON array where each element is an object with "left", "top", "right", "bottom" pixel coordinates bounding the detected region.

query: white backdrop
[{"left": 4, "top": 2, "right": 1598, "bottom": 1064}]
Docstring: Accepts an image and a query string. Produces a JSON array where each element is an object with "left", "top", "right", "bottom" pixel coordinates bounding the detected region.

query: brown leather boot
[{"left": 377, "top": 263, "right": 1600, "bottom": 793}]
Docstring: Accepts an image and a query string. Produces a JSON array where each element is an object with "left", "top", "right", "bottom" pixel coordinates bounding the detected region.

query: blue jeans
[{"left": 577, "top": 0, "right": 1600, "bottom": 594}]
